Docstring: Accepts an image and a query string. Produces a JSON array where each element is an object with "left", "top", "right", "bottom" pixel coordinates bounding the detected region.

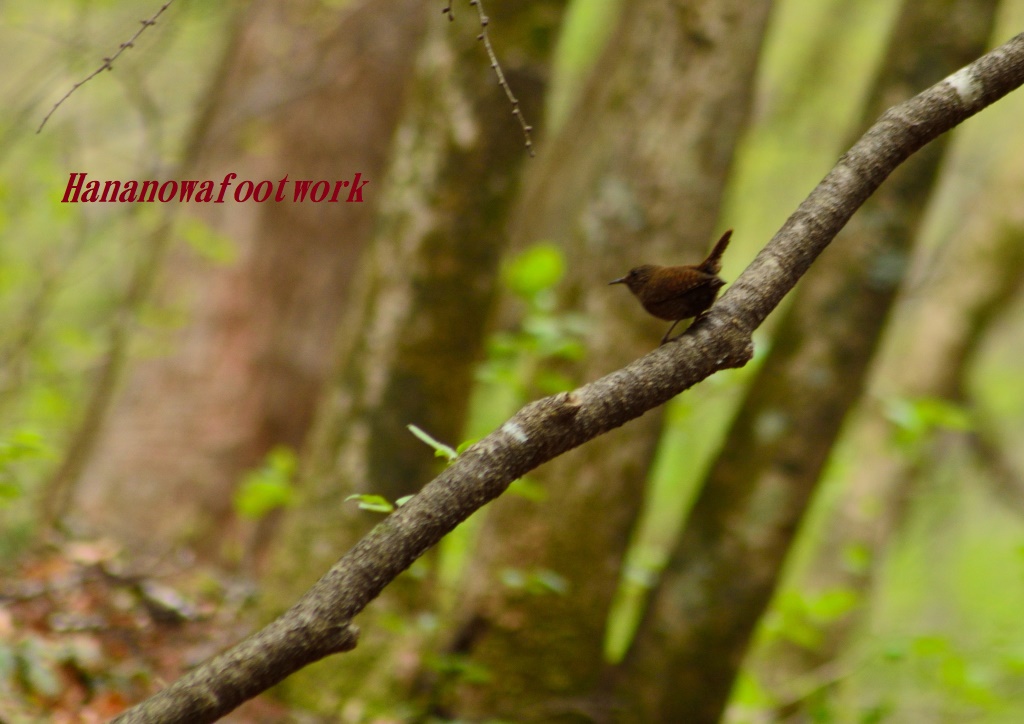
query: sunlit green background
[{"left": 2, "top": 0, "right": 1024, "bottom": 720}]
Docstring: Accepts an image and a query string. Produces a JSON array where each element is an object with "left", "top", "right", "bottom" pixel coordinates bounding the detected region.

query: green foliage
[
  {"left": 407, "top": 424, "right": 459, "bottom": 462},
  {"left": 763, "top": 587, "right": 861, "bottom": 651},
  {"left": 0, "top": 0, "right": 237, "bottom": 554},
  {"left": 345, "top": 426, "right": 468, "bottom": 517},
  {"left": 884, "top": 396, "right": 973, "bottom": 452},
  {"left": 344, "top": 493, "right": 413, "bottom": 515},
  {"left": 506, "top": 476, "right": 547, "bottom": 503},
  {"left": 176, "top": 216, "right": 238, "bottom": 265},
  {"left": 501, "top": 243, "right": 565, "bottom": 299},
  {"left": 15, "top": 637, "right": 62, "bottom": 699},
  {"left": 499, "top": 567, "right": 569, "bottom": 596},
  {"left": 3, "top": 633, "right": 103, "bottom": 703},
  {"left": 876, "top": 633, "right": 1008, "bottom": 711},
  {"left": 426, "top": 652, "right": 493, "bottom": 685},
  {"left": 233, "top": 446, "right": 297, "bottom": 520},
  {"left": 441, "top": 246, "right": 582, "bottom": 621},
  {"left": 729, "top": 671, "right": 775, "bottom": 716},
  {"left": 841, "top": 542, "right": 872, "bottom": 576},
  {"left": 477, "top": 244, "right": 587, "bottom": 399},
  {"left": 0, "top": 430, "right": 53, "bottom": 508},
  {"left": 547, "top": 0, "right": 624, "bottom": 133},
  {"left": 344, "top": 494, "right": 395, "bottom": 514}
]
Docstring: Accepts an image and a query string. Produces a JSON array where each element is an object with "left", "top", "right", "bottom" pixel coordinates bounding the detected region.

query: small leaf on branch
[
  {"left": 345, "top": 494, "right": 395, "bottom": 514},
  {"left": 407, "top": 424, "right": 459, "bottom": 461}
]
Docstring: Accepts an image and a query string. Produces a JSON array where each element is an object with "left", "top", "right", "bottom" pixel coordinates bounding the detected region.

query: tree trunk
[
  {"left": 753, "top": 135, "right": 1024, "bottom": 721},
  {"left": 614, "top": 0, "right": 999, "bottom": 721},
  {"left": 260, "top": 2, "right": 569, "bottom": 716},
  {"left": 442, "top": 1, "right": 772, "bottom": 719},
  {"left": 69, "top": 0, "right": 425, "bottom": 561}
]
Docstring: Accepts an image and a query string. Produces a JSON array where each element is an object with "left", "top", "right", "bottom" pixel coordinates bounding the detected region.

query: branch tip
[
  {"left": 454, "top": 0, "right": 537, "bottom": 157},
  {"left": 36, "top": 0, "right": 179, "bottom": 133}
]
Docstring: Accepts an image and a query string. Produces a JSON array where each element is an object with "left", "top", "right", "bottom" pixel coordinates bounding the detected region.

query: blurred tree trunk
[
  {"left": 68, "top": 0, "right": 425, "bottom": 560},
  {"left": 613, "top": 1, "right": 999, "bottom": 721},
  {"left": 439, "top": 1, "right": 772, "bottom": 720},
  {"left": 752, "top": 149, "right": 1024, "bottom": 720},
  {"left": 260, "top": 2, "right": 569, "bottom": 717}
]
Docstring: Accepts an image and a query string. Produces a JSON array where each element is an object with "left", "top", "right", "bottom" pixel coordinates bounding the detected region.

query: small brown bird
[{"left": 610, "top": 229, "right": 732, "bottom": 344}]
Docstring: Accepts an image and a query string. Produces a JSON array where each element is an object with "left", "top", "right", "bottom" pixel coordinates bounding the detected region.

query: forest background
[{"left": 2, "top": 0, "right": 1024, "bottom": 721}]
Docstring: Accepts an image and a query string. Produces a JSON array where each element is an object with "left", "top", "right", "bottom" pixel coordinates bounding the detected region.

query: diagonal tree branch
[{"left": 114, "top": 32, "right": 1024, "bottom": 724}]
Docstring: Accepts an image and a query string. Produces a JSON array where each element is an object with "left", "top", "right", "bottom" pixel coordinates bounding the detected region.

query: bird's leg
[{"left": 660, "top": 319, "right": 682, "bottom": 345}]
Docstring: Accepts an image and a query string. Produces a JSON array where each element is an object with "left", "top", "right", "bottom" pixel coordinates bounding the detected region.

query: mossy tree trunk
[
  {"left": 262, "top": 2, "right": 570, "bottom": 716},
  {"left": 613, "top": 0, "right": 999, "bottom": 720},
  {"left": 70, "top": 0, "right": 425, "bottom": 561},
  {"left": 439, "top": 1, "right": 772, "bottom": 719},
  {"left": 752, "top": 129, "right": 1024, "bottom": 721}
]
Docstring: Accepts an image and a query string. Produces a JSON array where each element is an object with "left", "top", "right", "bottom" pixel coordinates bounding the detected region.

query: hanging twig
[
  {"left": 460, "top": 0, "right": 535, "bottom": 156},
  {"left": 36, "top": 0, "right": 178, "bottom": 133}
]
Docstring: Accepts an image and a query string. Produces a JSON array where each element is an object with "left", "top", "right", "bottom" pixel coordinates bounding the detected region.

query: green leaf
[
  {"left": 233, "top": 446, "right": 297, "bottom": 519},
  {"left": 503, "top": 244, "right": 565, "bottom": 299},
  {"left": 345, "top": 494, "right": 395, "bottom": 514},
  {"left": 885, "top": 396, "right": 973, "bottom": 450},
  {"left": 0, "top": 429, "right": 52, "bottom": 508},
  {"left": 177, "top": 217, "right": 237, "bottom": 264},
  {"left": 842, "top": 542, "right": 872, "bottom": 575},
  {"left": 426, "top": 653, "right": 493, "bottom": 684},
  {"left": 531, "top": 569, "right": 569, "bottom": 595},
  {"left": 499, "top": 567, "right": 569, "bottom": 596},
  {"left": 507, "top": 477, "right": 547, "bottom": 502},
  {"left": 912, "top": 634, "right": 952, "bottom": 658},
  {"left": 17, "top": 639, "right": 61, "bottom": 698},
  {"left": 0, "top": 430, "right": 50, "bottom": 464},
  {"left": 499, "top": 568, "right": 527, "bottom": 589},
  {"left": 407, "top": 424, "right": 458, "bottom": 461},
  {"left": 807, "top": 588, "right": 859, "bottom": 621},
  {"left": 234, "top": 480, "right": 294, "bottom": 519},
  {"left": 0, "top": 480, "right": 21, "bottom": 502},
  {"left": 535, "top": 370, "right": 576, "bottom": 394}
]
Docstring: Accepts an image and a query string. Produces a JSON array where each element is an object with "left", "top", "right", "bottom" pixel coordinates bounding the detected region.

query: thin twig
[
  {"left": 442, "top": 1, "right": 454, "bottom": 21},
  {"left": 36, "top": 0, "right": 178, "bottom": 133},
  {"left": 468, "top": 0, "right": 535, "bottom": 156}
]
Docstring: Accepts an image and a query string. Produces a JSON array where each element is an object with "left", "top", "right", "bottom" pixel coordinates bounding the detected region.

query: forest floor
[{"left": 0, "top": 538, "right": 291, "bottom": 722}]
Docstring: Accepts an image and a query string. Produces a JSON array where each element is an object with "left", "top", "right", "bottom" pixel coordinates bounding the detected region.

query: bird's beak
[{"left": 609, "top": 276, "right": 626, "bottom": 285}]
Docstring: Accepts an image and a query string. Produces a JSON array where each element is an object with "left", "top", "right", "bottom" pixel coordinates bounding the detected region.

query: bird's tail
[{"left": 699, "top": 229, "right": 732, "bottom": 275}]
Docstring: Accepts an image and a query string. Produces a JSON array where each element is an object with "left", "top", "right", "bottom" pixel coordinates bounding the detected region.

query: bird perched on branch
[{"left": 610, "top": 229, "right": 732, "bottom": 344}]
